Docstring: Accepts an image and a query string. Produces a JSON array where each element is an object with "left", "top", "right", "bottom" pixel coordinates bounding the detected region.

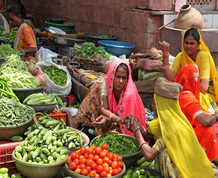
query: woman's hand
[
  {"left": 159, "top": 41, "right": 170, "bottom": 54},
  {"left": 93, "top": 115, "right": 110, "bottom": 128},
  {"left": 125, "top": 115, "right": 141, "bottom": 133}
]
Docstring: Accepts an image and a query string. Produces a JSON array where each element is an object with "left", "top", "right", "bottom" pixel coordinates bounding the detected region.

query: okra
[
  {"left": 32, "top": 147, "right": 40, "bottom": 159},
  {"left": 55, "top": 147, "right": 62, "bottom": 153},
  {"left": 23, "top": 152, "right": 28, "bottom": 162},
  {"left": 52, "top": 152, "right": 59, "bottom": 159},
  {"left": 60, "top": 148, "right": 69, "bottom": 155},
  {"left": 15, "top": 152, "right": 22, "bottom": 160},
  {"left": 15, "top": 145, "right": 22, "bottom": 153}
]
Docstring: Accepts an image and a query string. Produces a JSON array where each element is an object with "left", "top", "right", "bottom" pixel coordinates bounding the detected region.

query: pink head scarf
[{"left": 105, "top": 60, "right": 146, "bottom": 136}]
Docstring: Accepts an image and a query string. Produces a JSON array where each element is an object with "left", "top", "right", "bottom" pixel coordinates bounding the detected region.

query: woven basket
[
  {"left": 74, "top": 57, "right": 106, "bottom": 73},
  {"left": 71, "top": 77, "right": 89, "bottom": 102}
]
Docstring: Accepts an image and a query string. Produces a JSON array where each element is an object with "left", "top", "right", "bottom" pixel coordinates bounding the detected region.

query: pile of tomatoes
[{"left": 66, "top": 143, "right": 123, "bottom": 177}]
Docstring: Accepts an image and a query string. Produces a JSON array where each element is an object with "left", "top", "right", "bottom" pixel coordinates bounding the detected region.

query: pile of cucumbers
[
  {"left": 122, "top": 157, "right": 161, "bottom": 178},
  {"left": 23, "top": 93, "right": 57, "bottom": 105}
]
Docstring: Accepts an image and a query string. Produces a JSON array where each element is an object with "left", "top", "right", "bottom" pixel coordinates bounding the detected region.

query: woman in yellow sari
[
  {"left": 159, "top": 28, "right": 218, "bottom": 112},
  {"left": 126, "top": 77, "right": 215, "bottom": 178}
]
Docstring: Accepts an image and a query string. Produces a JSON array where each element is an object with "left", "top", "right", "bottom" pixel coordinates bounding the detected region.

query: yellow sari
[
  {"left": 148, "top": 94, "right": 214, "bottom": 178},
  {"left": 180, "top": 28, "right": 218, "bottom": 111}
]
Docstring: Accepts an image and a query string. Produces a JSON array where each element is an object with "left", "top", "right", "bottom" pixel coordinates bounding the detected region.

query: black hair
[
  {"left": 7, "top": 2, "right": 27, "bottom": 19},
  {"left": 184, "top": 28, "right": 200, "bottom": 43},
  {"left": 117, "top": 63, "right": 129, "bottom": 78}
]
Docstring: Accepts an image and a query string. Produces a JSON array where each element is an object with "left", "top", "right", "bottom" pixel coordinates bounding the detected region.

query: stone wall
[{"left": 20, "top": 0, "right": 163, "bottom": 53}]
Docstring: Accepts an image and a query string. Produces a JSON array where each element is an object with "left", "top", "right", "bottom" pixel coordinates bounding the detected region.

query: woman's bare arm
[
  {"left": 135, "top": 129, "right": 160, "bottom": 162},
  {"left": 200, "top": 78, "right": 209, "bottom": 94},
  {"left": 196, "top": 113, "right": 218, "bottom": 127}
]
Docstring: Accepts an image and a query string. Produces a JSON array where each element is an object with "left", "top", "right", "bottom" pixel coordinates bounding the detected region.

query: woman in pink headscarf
[{"left": 93, "top": 59, "right": 146, "bottom": 136}]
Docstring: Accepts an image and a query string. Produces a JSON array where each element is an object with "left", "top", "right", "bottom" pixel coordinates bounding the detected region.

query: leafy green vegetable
[
  {"left": 92, "top": 133, "right": 139, "bottom": 155},
  {"left": 72, "top": 42, "right": 112, "bottom": 60}
]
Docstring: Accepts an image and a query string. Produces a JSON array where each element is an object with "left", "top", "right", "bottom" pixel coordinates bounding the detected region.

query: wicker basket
[
  {"left": 71, "top": 77, "right": 89, "bottom": 102},
  {"left": 74, "top": 57, "right": 106, "bottom": 73}
]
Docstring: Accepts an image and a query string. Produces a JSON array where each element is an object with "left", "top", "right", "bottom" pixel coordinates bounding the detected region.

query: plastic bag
[
  {"left": 36, "top": 61, "right": 72, "bottom": 98},
  {"left": 37, "top": 47, "right": 58, "bottom": 62},
  {"left": 47, "top": 26, "right": 66, "bottom": 34}
]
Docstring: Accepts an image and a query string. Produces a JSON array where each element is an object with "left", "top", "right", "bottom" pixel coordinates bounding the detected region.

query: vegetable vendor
[
  {"left": 174, "top": 64, "right": 218, "bottom": 163},
  {"left": 7, "top": 4, "right": 38, "bottom": 62},
  {"left": 74, "top": 59, "right": 146, "bottom": 136},
  {"left": 125, "top": 77, "right": 215, "bottom": 178},
  {"left": 159, "top": 28, "right": 218, "bottom": 113}
]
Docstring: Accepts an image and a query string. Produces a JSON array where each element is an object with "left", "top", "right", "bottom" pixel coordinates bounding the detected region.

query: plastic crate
[
  {"left": 0, "top": 141, "right": 22, "bottom": 175},
  {"left": 36, "top": 110, "right": 66, "bottom": 123}
]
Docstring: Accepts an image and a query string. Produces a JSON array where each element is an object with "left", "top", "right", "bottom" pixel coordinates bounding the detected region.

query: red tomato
[
  {"left": 96, "top": 158, "right": 103, "bottom": 165},
  {"left": 74, "top": 158, "right": 80, "bottom": 165},
  {"left": 68, "top": 161, "right": 77, "bottom": 170},
  {"left": 79, "top": 157, "right": 86, "bottom": 165},
  {"left": 112, "top": 169, "right": 119, "bottom": 176},
  {"left": 94, "top": 155, "right": 99, "bottom": 161},
  {"left": 81, "top": 168, "right": 88, "bottom": 176},
  {"left": 103, "top": 166, "right": 110, "bottom": 174},
  {"left": 95, "top": 146, "right": 102, "bottom": 155},
  {"left": 90, "top": 145, "right": 96, "bottom": 149},
  {"left": 80, "top": 147, "right": 87, "bottom": 155},
  {"left": 89, "top": 170, "right": 97, "bottom": 177},
  {"left": 80, "top": 164, "right": 86, "bottom": 170},
  {"left": 95, "top": 173, "right": 100, "bottom": 177},
  {"left": 71, "top": 152, "right": 78, "bottom": 160},
  {"left": 88, "top": 153, "right": 95, "bottom": 160},
  {"left": 84, "top": 152, "right": 89, "bottom": 159},
  {"left": 96, "top": 165, "right": 103, "bottom": 174},
  {"left": 107, "top": 173, "right": 112, "bottom": 177},
  {"left": 107, "top": 152, "right": 114, "bottom": 160},
  {"left": 86, "top": 166, "right": 91, "bottom": 173},
  {"left": 91, "top": 162, "right": 97, "bottom": 170},
  {"left": 117, "top": 167, "right": 123, "bottom": 173},
  {"left": 100, "top": 171, "right": 107, "bottom": 177},
  {"left": 86, "top": 159, "right": 93, "bottom": 166},
  {"left": 74, "top": 168, "right": 81, "bottom": 174},
  {"left": 117, "top": 155, "right": 122, "bottom": 162},
  {"left": 101, "top": 143, "right": 108, "bottom": 150},
  {"left": 87, "top": 147, "right": 94, "bottom": 154},
  {"left": 112, "top": 161, "right": 118, "bottom": 169},
  {"left": 103, "top": 150, "right": 108, "bottom": 156},
  {"left": 102, "top": 162, "right": 109, "bottom": 168},
  {"left": 108, "top": 160, "right": 112, "bottom": 166},
  {"left": 118, "top": 161, "right": 123, "bottom": 168},
  {"left": 66, "top": 155, "right": 71, "bottom": 163},
  {"left": 99, "top": 151, "right": 107, "bottom": 159},
  {"left": 103, "top": 156, "right": 109, "bottom": 163}
]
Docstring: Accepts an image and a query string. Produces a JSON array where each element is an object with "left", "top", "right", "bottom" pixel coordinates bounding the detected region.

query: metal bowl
[
  {"left": 52, "top": 36, "right": 85, "bottom": 47},
  {"left": 27, "top": 103, "right": 57, "bottom": 113},
  {"left": 12, "top": 85, "right": 45, "bottom": 103},
  {"left": 0, "top": 118, "right": 33, "bottom": 140},
  {"left": 12, "top": 151, "right": 66, "bottom": 178},
  {"left": 90, "top": 134, "right": 141, "bottom": 168}
]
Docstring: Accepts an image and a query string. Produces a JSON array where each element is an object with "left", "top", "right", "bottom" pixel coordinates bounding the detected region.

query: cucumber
[{"left": 137, "top": 156, "right": 146, "bottom": 166}]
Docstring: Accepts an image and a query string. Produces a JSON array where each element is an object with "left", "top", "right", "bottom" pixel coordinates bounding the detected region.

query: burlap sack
[
  {"left": 154, "top": 77, "right": 182, "bottom": 99},
  {"left": 135, "top": 58, "right": 163, "bottom": 71}
]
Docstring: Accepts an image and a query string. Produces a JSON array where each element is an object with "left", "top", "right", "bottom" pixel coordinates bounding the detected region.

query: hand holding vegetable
[
  {"left": 125, "top": 115, "right": 142, "bottom": 133},
  {"left": 93, "top": 115, "right": 111, "bottom": 128},
  {"left": 159, "top": 41, "right": 170, "bottom": 55}
]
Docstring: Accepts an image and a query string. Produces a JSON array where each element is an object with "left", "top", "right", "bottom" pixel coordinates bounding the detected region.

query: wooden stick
[{"left": 159, "top": 19, "right": 176, "bottom": 30}]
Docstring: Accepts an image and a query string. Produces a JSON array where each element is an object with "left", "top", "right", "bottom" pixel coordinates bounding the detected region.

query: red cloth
[
  {"left": 175, "top": 64, "right": 218, "bottom": 162},
  {"left": 105, "top": 60, "right": 146, "bottom": 136}
]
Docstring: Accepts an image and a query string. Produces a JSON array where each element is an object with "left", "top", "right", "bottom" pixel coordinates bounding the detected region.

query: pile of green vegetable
[
  {"left": 25, "top": 113, "right": 85, "bottom": 149},
  {"left": 41, "top": 66, "right": 67, "bottom": 86},
  {"left": 0, "top": 97, "right": 35, "bottom": 126},
  {"left": 92, "top": 133, "right": 139, "bottom": 155},
  {"left": 0, "top": 44, "right": 19, "bottom": 58},
  {"left": 0, "top": 26, "right": 18, "bottom": 42},
  {"left": 0, "top": 54, "right": 37, "bottom": 88},
  {"left": 0, "top": 77, "right": 18, "bottom": 101},
  {"left": 72, "top": 42, "right": 112, "bottom": 60},
  {"left": 23, "top": 92, "right": 57, "bottom": 105},
  {"left": 0, "top": 167, "right": 21, "bottom": 178}
]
